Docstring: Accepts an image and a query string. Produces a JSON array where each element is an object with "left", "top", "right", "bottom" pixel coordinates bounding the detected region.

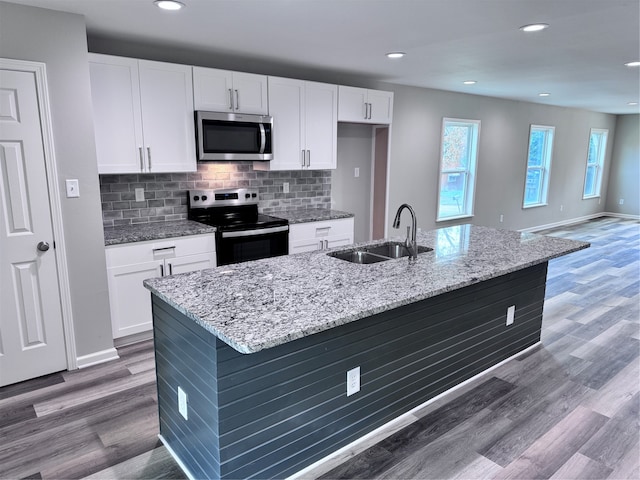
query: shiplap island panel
[{"left": 144, "top": 224, "right": 588, "bottom": 479}]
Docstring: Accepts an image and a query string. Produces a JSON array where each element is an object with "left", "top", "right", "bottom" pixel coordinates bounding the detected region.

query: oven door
[{"left": 216, "top": 225, "right": 289, "bottom": 266}]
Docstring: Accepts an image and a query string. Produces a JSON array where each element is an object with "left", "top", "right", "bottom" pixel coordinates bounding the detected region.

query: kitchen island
[{"left": 144, "top": 224, "right": 588, "bottom": 479}]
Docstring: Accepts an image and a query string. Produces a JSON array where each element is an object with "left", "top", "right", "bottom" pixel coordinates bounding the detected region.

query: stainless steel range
[{"left": 187, "top": 188, "right": 289, "bottom": 266}]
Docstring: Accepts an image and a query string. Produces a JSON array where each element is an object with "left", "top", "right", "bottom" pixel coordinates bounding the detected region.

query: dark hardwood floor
[{"left": 0, "top": 216, "right": 638, "bottom": 480}]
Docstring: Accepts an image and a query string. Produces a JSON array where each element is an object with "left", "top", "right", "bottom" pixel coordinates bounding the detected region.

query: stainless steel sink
[
  {"left": 328, "top": 242, "right": 433, "bottom": 264},
  {"left": 328, "top": 250, "right": 390, "bottom": 264},
  {"left": 364, "top": 241, "right": 432, "bottom": 258}
]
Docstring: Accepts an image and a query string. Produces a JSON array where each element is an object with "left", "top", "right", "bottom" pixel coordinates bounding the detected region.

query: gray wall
[
  {"left": 334, "top": 124, "right": 374, "bottom": 243},
  {"left": 0, "top": 2, "right": 113, "bottom": 357},
  {"left": 605, "top": 114, "right": 639, "bottom": 216},
  {"left": 379, "top": 83, "right": 618, "bottom": 233}
]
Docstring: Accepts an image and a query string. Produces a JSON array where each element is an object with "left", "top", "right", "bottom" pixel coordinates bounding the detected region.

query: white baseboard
[
  {"left": 76, "top": 347, "right": 119, "bottom": 369},
  {"left": 521, "top": 212, "right": 638, "bottom": 233},
  {"left": 159, "top": 434, "right": 196, "bottom": 480},
  {"left": 114, "top": 330, "right": 153, "bottom": 348}
]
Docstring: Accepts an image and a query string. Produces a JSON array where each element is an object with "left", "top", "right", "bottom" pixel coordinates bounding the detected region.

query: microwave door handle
[{"left": 258, "top": 123, "right": 266, "bottom": 154}]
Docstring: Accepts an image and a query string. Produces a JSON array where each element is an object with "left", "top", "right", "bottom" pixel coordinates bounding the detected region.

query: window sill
[
  {"left": 523, "top": 203, "right": 548, "bottom": 209},
  {"left": 583, "top": 195, "right": 601, "bottom": 200},
  {"left": 436, "top": 214, "right": 474, "bottom": 223}
]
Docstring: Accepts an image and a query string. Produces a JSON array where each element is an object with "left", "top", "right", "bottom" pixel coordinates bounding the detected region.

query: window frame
[
  {"left": 523, "top": 124, "right": 555, "bottom": 208},
  {"left": 436, "top": 118, "right": 481, "bottom": 222},
  {"left": 582, "top": 128, "right": 608, "bottom": 199}
]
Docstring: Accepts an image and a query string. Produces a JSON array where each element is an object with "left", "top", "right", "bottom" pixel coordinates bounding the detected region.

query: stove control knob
[
  {"left": 202, "top": 195, "right": 208, "bottom": 201},
  {"left": 193, "top": 196, "right": 200, "bottom": 201},
  {"left": 252, "top": 193, "right": 257, "bottom": 198},
  {"left": 245, "top": 193, "right": 251, "bottom": 199}
]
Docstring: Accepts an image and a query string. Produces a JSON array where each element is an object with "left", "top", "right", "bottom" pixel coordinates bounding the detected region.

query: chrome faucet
[{"left": 393, "top": 203, "right": 418, "bottom": 260}]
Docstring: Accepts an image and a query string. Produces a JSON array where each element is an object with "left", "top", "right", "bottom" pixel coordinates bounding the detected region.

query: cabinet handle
[
  {"left": 160, "top": 264, "right": 164, "bottom": 277},
  {"left": 228, "top": 89, "right": 234, "bottom": 110},
  {"left": 168, "top": 263, "right": 173, "bottom": 275},
  {"left": 139, "top": 147, "right": 144, "bottom": 171},
  {"left": 306, "top": 150, "right": 311, "bottom": 167},
  {"left": 367, "top": 103, "right": 373, "bottom": 119},
  {"left": 301, "top": 150, "right": 305, "bottom": 167},
  {"left": 325, "top": 240, "right": 329, "bottom": 249},
  {"left": 147, "top": 147, "right": 152, "bottom": 171},
  {"left": 319, "top": 240, "right": 323, "bottom": 250},
  {"left": 234, "top": 89, "right": 239, "bottom": 110}
]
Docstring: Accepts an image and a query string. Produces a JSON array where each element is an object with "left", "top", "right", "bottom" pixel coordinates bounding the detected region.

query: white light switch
[
  {"left": 354, "top": 167, "right": 360, "bottom": 178},
  {"left": 65, "top": 179, "right": 79, "bottom": 198},
  {"left": 283, "top": 182, "right": 289, "bottom": 193},
  {"left": 135, "top": 187, "right": 145, "bottom": 202}
]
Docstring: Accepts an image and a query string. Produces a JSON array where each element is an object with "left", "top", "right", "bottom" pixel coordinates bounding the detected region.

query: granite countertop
[
  {"left": 104, "top": 220, "right": 216, "bottom": 246},
  {"left": 143, "top": 224, "right": 589, "bottom": 354},
  {"left": 274, "top": 208, "right": 354, "bottom": 224}
]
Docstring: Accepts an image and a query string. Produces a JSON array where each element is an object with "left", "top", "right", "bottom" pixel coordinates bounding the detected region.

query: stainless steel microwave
[{"left": 195, "top": 111, "right": 273, "bottom": 161}]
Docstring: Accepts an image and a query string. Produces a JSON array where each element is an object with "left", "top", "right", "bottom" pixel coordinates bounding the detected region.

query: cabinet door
[
  {"left": 304, "top": 81, "right": 338, "bottom": 170},
  {"left": 89, "top": 54, "right": 144, "bottom": 174},
  {"left": 337, "top": 86, "right": 368, "bottom": 123},
  {"left": 367, "top": 90, "right": 393, "bottom": 124},
  {"left": 138, "top": 60, "right": 196, "bottom": 172},
  {"left": 193, "top": 66, "right": 234, "bottom": 111},
  {"left": 267, "top": 76, "right": 305, "bottom": 170},
  {"left": 167, "top": 252, "right": 216, "bottom": 275},
  {"left": 232, "top": 72, "right": 268, "bottom": 114},
  {"left": 107, "top": 261, "right": 162, "bottom": 338}
]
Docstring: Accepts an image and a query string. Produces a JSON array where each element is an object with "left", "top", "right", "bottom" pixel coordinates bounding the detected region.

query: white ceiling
[{"left": 7, "top": 0, "right": 640, "bottom": 114}]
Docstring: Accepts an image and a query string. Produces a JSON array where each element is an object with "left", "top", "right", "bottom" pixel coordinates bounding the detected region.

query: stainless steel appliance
[
  {"left": 188, "top": 188, "right": 288, "bottom": 266},
  {"left": 195, "top": 111, "right": 273, "bottom": 161}
]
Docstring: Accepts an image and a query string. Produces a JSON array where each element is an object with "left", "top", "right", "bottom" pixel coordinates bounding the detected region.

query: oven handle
[{"left": 221, "top": 225, "right": 289, "bottom": 238}]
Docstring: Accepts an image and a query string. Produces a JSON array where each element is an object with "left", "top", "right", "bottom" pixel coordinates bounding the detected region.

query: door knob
[{"left": 37, "top": 241, "right": 50, "bottom": 252}]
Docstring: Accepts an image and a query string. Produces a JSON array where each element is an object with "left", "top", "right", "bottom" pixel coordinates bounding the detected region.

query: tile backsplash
[{"left": 100, "top": 162, "right": 332, "bottom": 227}]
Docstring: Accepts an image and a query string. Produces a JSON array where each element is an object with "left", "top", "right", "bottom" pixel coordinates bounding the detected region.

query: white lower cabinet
[
  {"left": 289, "top": 217, "right": 354, "bottom": 254},
  {"left": 106, "top": 235, "right": 215, "bottom": 339}
]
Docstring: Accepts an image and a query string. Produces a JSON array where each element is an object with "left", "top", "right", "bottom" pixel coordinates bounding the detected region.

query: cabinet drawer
[
  {"left": 289, "top": 218, "right": 354, "bottom": 240},
  {"left": 106, "top": 234, "right": 216, "bottom": 267}
]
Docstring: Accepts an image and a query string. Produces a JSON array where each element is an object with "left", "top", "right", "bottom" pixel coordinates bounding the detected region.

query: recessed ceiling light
[
  {"left": 463, "top": 80, "right": 477, "bottom": 85},
  {"left": 624, "top": 61, "right": 640, "bottom": 67},
  {"left": 520, "top": 23, "right": 549, "bottom": 32},
  {"left": 628, "top": 102, "right": 639, "bottom": 106},
  {"left": 386, "top": 52, "right": 405, "bottom": 59},
  {"left": 154, "top": 0, "right": 184, "bottom": 10},
  {"left": 538, "top": 93, "right": 551, "bottom": 97}
]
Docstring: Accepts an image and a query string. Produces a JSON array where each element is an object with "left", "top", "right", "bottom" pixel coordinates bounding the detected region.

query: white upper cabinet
[
  {"left": 193, "top": 67, "right": 268, "bottom": 115},
  {"left": 89, "top": 54, "right": 196, "bottom": 174},
  {"left": 338, "top": 86, "right": 393, "bottom": 124},
  {"left": 257, "top": 76, "right": 337, "bottom": 171}
]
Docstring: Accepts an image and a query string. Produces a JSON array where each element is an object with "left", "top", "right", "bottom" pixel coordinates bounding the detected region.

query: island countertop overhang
[{"left": 143, "top": 224, "right": 588, "bottom": 354}]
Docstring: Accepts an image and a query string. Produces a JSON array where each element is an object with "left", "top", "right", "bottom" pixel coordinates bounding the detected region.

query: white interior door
[{"left": 0, "top": 67, "right": 67, "bottom": 387}]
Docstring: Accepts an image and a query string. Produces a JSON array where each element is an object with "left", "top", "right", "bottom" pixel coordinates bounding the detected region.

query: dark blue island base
[{"left": 152, "top": 262, "right": 548, "bottom": 479}]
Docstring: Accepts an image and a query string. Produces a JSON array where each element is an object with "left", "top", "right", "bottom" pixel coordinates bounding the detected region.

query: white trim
[
  {"left": 0, "top": 58, "right": 78, "bottom": 370},
  {"left": 159, "top": 434, "right": 196, "bottom": 480},
  {"left": 114, "top": 330, "right": 153, "bottom": 348},
  {"left": 288, "top": 341, "right": 541, "bottom": 480},
  {"left": 520, "top": 212, "right": 639, "bottom": 233},
  {"left": 76, "top": 347, "right": 119, "bottom": 369}
]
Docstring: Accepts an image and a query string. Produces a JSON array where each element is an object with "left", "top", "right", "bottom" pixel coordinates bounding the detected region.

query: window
[
  {"left": 523, "top": 125, "right": 554, "bottom": 207},
  {"left": 583, "top": 128, "right": 608, "bottom": 198},
  {"left": 437, "top": 118, "right": 480, "bottom": 221}
]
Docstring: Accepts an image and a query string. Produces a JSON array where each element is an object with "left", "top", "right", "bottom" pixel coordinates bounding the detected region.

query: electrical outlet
[
  {"left": 354, "top": 167, "right": 360, "bottom": 178},
  {"left": 346, "top": 367, "right": 360, "bottom": 396},
  {"left": 65, "top": 179, "right": 80, "bottom": 198},
  {"left": 283, "top": 182, "right": 289, "bottom": 193},
  {"left": 506, "top": 305, "right": 515, "bottom": 326},
  {"left": 499, "top": 214, "right": 504, "bottom": 223},
  {"left": 135, "top": 187, "right": 145, "bottom": 202},
  {"left": 560, "top": 204, "right": 564, "bottom": 212},
  {"left": 178, "top": 386, "right": 188, "bottom": 420},
  {"left": 619, "top": 198, "right": 625, "bottom": 205}
]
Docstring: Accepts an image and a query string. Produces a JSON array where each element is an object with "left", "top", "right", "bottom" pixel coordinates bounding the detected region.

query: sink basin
[
  {"left": 364, "top": 241, "right": 433, "bottom": 258},
  {"left": 328, "top": 250, "right": 390, "bottom": 264},
  {"left": 328, "top": 242, "right": 433, "bottom": 264}
]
